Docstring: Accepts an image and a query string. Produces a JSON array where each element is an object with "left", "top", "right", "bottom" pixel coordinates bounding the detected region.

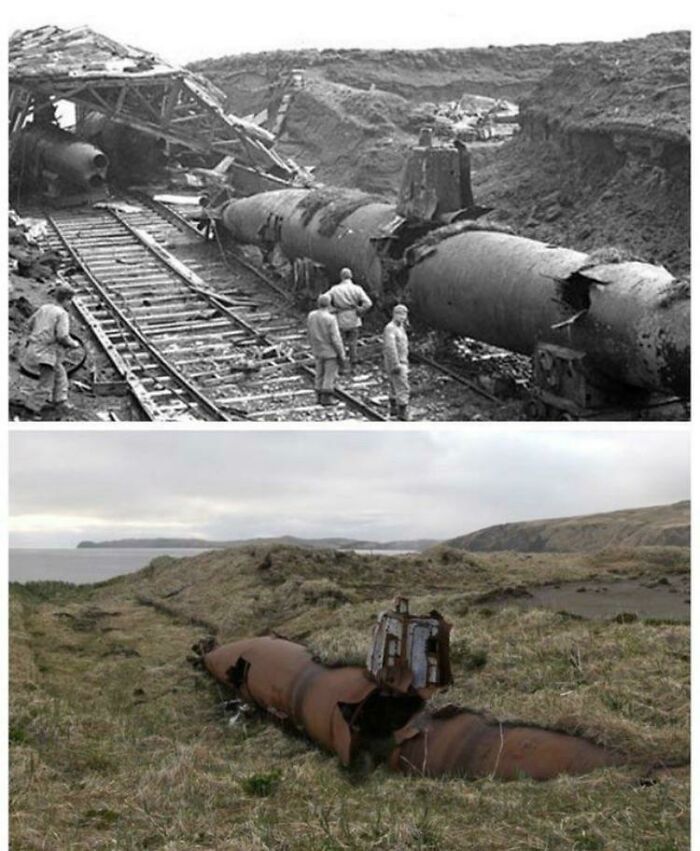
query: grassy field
[{"left": 9, "top": 545, "right": 690, "bottom": 850}]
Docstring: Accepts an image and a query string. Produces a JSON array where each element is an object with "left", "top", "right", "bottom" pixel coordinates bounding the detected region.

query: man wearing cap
[
  {"left": 307, "top": 293, "right": 346, "bottom": 406},
  {"left": 323, "top": 267, "right": 372, "bottom": 374},
  {"left": 383, "top": 304, "right": 410, "bottom": 420},
  {"left": 24, "top": 284, "right": 80, "bottom": 415}
]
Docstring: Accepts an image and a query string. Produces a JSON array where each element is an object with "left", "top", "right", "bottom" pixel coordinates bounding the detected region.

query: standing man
[
  {"left": 307, "top": 293, "right": 346, "bottom": 406},
  {"left": 24, "top": 283, "right": 80, "bottom": 416},
  {"left": 383, "top": 304, "right": 410, "bottom": 421},
  {"left": 324, "top": 267, "right": 372, "bottom": 374}
]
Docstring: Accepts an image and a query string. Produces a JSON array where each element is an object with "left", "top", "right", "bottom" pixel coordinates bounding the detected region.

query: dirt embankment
[
  {"left": 444, "top": 500, "right": 690, "bottom": 553},
  {"left": 477, "top": 31, "right": 690, "bottom": 274},
  {"left": 278, "top": 78, "right": 415, "bottom": 193},
  {"left": 190, "top": 44, "right": 560, "bottom": 112},
  {"left": 193, "top": 32, "right": 690, "bottom": 275},
  {"left": 189, "top": 43, "right": 559, "bottom": 192}
]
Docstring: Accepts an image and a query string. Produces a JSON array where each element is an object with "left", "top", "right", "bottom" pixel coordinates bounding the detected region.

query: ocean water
[
  {"left": 8, "top": 548, "right": 211, "bottom": 585},
  {"left": 8, "top": 547, "right": 417, "bottom": 585}
]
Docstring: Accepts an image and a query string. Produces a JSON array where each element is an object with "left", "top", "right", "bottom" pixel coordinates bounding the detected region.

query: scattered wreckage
[
  {"left": 9, "top": 25, "right": 311, "bottom": 205},
  {"left": 195, "top": 598, "right": 623, "bottom": 781}
]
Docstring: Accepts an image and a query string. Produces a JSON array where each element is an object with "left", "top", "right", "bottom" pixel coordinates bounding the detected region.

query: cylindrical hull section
[
  {"left": 222, "top": 191, "right": 689, "bottom": 396},
  {"left": 203, "top": 637, "right": 378, "bottom": 764},
  {"left": 390, "top": 711, "right": 622, "bottom": 781},
  {"left": 406, "top": 231, "right": 689, "bottom": 396},
  {"left": 203, "top": 638, "right": 624, "bottom": 780},
  {"left": 12, "top": 126, "right": 109, "bottom": 190},
  {"left": 222, "top": 189, "right": 396, "bottom": 293}
]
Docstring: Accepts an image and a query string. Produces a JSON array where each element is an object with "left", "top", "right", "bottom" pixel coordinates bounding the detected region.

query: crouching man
[
  {"left": 383, "top": 304, "right": 410, "bottom": 420},
  {"left": 24, "top": 283, "right": 80, "bottom": 416},
  {"left": 307, "top": 293, "right": 346, "bottom": 406}
]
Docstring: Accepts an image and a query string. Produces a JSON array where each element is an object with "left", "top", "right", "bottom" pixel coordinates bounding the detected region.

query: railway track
[
  {"left": 43, "top": 199, "right": 388, "bottom": 421},
  {"left": 40, "top": 193, "right": 506, "bottom": 422}
]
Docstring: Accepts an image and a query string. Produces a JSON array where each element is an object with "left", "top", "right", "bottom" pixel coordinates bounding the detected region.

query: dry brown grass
[{"left": 9, "top": 545, "right": 689, "bottom": 849}]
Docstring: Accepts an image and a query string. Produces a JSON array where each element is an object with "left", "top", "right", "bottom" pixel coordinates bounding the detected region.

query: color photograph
[{"left": 8, "top": 429, "right": 690, "bottom": 849}]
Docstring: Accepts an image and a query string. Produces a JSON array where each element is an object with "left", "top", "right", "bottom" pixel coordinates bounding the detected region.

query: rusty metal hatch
[{"left": 366, "top": 597, "right": 452, "bottom": 696}]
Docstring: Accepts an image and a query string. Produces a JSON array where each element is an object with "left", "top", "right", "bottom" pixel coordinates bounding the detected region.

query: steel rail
[
  {"left": 47, "top": 214, "right": 241, "bottom": 422},
  {"left": 131, "top": 197, "right": 388, "bottom": 421}
]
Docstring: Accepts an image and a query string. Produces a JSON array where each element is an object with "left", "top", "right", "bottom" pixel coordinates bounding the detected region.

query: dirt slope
[
  {"left": 189, "top": 44, "right": 560, "bottom": 113},
  {"left": 476, "top": 31, "right": 690, "bottom": 273},
  {"left": 444, "top": 500, "right": 690, "bottom": 553},
  {"left": 192, "top": 32, "right": 690, "bottom": 275},
  {"left": 278, "top": 78, "right": 415, "bottom": 191},
  {"left": 519, "top": 31, "right": 689, "bottom": 140}
]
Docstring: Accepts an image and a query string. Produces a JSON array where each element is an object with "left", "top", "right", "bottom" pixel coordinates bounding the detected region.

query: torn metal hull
[
  {"left": 221, "top": 188, "right": 689, "bottom": 398},
  {"left": 406, "top": 231, "right": 689, "bottom": 397},
  {"left": 202, "top": 636, "right": 623, "bottom": 780},
  {"left": 202, "top": 636, "right": 419, "bottom": 765}
]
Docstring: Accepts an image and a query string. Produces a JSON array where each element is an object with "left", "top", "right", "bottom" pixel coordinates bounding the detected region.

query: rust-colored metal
[
  {"left": 366, "top": 597, "right": 452, "bottom": 696},
  {"left": 201, "top": 628, "right": 623, "bottom": 781},
  {"left": 389, "top": 707, "right": 623, "bottom": 781},
  {"left": 202, "top": 636, "right": 421, "bottom": 764}
]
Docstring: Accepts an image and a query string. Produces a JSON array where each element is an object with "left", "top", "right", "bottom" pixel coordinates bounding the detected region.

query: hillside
[
  {"left": 189, "top": 44, "right": 561, "bottom": 114},
  {"left": 191, "top": 32, "right": 690, "bottom": 275},
  {"left": 9, "top": 543, "right": 689, "bottom": 848},
  {"left": 445, "top": 500, "right": 690, "bottom": 553},
  {"left": 476, "top": 31, "right": 690, "bottom": 273},
  {"left": 77, "top": 535, "right": 437, "bottom": 550}
]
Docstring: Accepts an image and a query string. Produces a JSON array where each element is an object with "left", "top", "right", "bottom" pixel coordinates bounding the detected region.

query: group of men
[
  {"left": 21, "top": 267, "right": 411, "bottom": 421},
  {"left": 306, "top": 267, "right": 411, "bottom": 420}
]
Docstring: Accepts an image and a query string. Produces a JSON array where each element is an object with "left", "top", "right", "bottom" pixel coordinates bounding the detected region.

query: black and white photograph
[{"left": 7, "top": 2, "right": 690, "bottom": 422}]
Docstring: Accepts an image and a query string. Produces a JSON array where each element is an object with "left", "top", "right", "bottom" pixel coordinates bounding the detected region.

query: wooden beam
[
  {"left": 161, "top": 78, "right": 182, "bottom": 122},
  {"left": 84, "top": 84, "right": 114, "bottom": 112},
  {"left": 127, "top": 83, "right": 164, "bottom": 121}
]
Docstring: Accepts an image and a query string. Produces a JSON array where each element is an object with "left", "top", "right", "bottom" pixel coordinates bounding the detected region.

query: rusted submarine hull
[
  {"left": 221, "top": 188, "right": 689, "bottom": 398},
  {"left": 12, "top": 126, "right": 109, "bottom": 191},
  {"left": 203, "top": 636, "right": 421, "bottom": 765},
  {"left": 202, "top": 637, "right": 622, "bottom": 780},
  {"left": 390, "top": 708, "right": 622, "bottom": 781}
]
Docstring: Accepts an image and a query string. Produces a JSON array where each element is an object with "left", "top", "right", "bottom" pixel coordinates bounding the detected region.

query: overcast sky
[
  {"left": 8, "top": 429, "right": 689, "bottom": 548},
  {"left": 7, "top": 0, "right": 692, "bottom": 65}
]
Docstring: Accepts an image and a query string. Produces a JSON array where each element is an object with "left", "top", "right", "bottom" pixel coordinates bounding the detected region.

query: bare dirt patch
[{"left": 479, "top": 574, "right": 689, "bottom": 622}]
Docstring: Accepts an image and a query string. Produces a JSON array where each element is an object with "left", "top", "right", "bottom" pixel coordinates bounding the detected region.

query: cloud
[
  {"left": 8, "top": 0, "right": 692, "bottom": 65},
  {"left": 8, "top": 429, "right": 690, "bottom": 547}
]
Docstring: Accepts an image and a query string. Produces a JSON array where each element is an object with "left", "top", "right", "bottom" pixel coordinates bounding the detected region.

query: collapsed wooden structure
[{"left": 9, "top": 25, "right": 310, "bottom": 192}]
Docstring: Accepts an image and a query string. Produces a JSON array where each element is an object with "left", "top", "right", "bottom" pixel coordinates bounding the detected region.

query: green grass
[{"left": 9, "top": 545, "right": 689, "bottom": 849}]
